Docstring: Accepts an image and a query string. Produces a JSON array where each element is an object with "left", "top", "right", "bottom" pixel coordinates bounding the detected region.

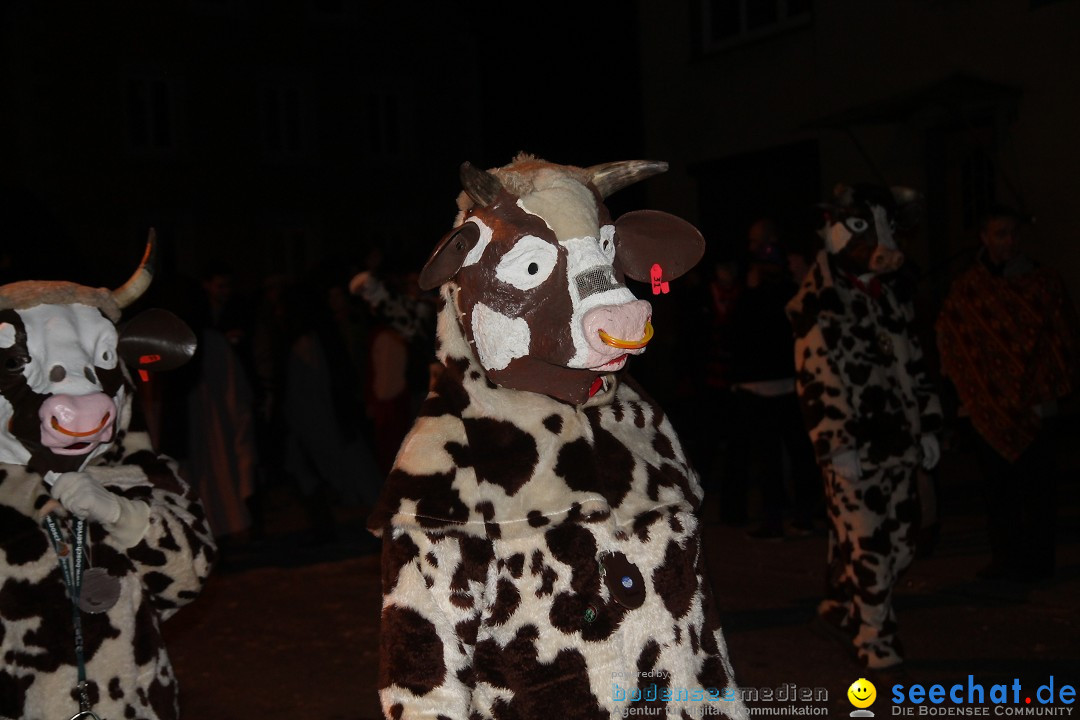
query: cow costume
[
  {"left": 0, "top": 235, "right": 215, "bottom": 720},
  {"left": 785, "top": 185, "right": 942, "bottom": 669},
  {"left": 368, "top": 155, "right": 747, "bottom": 719}
]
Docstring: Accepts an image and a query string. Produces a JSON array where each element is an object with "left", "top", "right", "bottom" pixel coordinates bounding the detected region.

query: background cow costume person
[
  {"left": 0, "top": 235, "right": 215, "bottom": 720},
  {"left": 785, "top": 184, "right": 943, "bottom": 671},
  {"left": 367, "top": 155, "right": 748, "bottom": 719}
]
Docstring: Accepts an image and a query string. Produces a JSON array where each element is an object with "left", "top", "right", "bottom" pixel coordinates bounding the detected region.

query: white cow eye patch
[{"left": 495, "top": 235, "right": 558, "bottom": 291}]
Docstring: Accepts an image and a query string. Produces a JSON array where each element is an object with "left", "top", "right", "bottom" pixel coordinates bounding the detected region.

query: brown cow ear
[
  {"left": 117, "top": 309, "right": 197, "bottom": 372},
  {"left": 419, "top": 222, "right": 482, "bottom": 290},
  {"left": 613, "top": 210, "right": 705, "bottom": 283}
]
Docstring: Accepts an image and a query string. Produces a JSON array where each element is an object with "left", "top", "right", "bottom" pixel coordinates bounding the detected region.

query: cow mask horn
[
  {"left": 585, "top": 160, "right": 668, "bottom": 199},
  {"left": 460, "top": 161, "right": 504, "bottom": 207},
  {"left": 112, "top": 229, "right": 157, "bottom": 309}
]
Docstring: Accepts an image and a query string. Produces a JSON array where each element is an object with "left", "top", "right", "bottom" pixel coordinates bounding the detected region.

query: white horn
[{"left": 112, "top": 229, "right": 157, "bottom": 309}]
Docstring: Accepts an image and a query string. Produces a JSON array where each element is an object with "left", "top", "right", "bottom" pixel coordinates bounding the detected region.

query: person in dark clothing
[{"left": 724, "top": 221, "right": 821, "bottom": 539}]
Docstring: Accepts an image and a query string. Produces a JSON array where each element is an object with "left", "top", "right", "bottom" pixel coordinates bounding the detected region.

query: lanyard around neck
[{"left": 42, "top": 513, "right": 101, "bottom": 718}]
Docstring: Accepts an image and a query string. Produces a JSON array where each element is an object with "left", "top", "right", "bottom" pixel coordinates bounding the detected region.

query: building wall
[
  {"left": 0, "top": 0, "right": 480, "bottom": 290},
  {"left": 636, "top": 0, "right": 1080, "bottom": 293}
]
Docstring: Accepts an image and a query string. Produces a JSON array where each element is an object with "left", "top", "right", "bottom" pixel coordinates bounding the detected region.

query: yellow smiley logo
[{"left": 848, "top": 678, "right": 877, "bottom": 708}]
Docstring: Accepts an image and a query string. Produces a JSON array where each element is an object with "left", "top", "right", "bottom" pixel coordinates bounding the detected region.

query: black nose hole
[
  {"left": 84, "top": 367, "right": 98, "bottom": 384},
  {"left": 49, "top": 365, "right": 66, "bottom": 383}
]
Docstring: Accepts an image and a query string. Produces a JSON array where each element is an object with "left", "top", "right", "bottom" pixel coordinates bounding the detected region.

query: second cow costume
[
  {"left": 0, "top": 239, "right": 215, "bottom": 720},
  {"left": 368, "top": 156, "right": 747, "bottom": 719},
  {"left": 786, "top": 184, "right": 942, "bottom": 669}
]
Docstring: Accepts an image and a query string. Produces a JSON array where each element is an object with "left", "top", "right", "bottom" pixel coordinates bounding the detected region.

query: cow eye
[
  {"left": 94, "top": 344, "right": 119, "bottom": 369},
  {"left": 3, "top": 354, "right": 27, "bottom": 372},
  {"left": 495, "top": 235, "right": 558, "bottom": 291},
  {"left": 844, "top": 217, "right": 869, "bottom": 234},
  {"left": 599, "top": 225, "right": 616, "bottom": 262}
]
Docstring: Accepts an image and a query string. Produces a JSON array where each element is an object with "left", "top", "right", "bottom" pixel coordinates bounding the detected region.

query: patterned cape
[{"left": 936, "top": 255, "right": 1079, "bottom": 461}]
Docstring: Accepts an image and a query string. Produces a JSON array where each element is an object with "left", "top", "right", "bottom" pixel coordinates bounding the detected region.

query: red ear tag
[
  {"left": 139, "top": 354, "right": 162, "bottom": 366},
  {"left": 650, "top": 263, "right": 670, "bottom": 295},
  {"left": 138, "top": 370, "right": 150, "bottom": 382}
]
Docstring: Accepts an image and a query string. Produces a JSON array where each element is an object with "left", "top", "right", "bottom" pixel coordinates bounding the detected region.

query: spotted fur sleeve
[
  {"left": 791, "top": 313, "right": 857, "bottom": 463},
  {"left": 378, "top": 526, "right": 491, "bottom": 720},
  {"left": 89, "top": 431, "right": 216, "bottom": 619}
]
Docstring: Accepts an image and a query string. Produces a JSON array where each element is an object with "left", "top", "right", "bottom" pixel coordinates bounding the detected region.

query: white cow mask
[{"left": 0, "top": 234, "right": 195, "bottom": 475}]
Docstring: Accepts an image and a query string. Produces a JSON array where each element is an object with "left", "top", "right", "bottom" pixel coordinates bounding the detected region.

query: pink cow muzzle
[
  {"left": 582, "top": 300, "right": 653, "bottom": 370},
  {"left": 38, "top": 393, "right": 117, "bottom": 456},
  {"left": 869, "top": 246, "right": 905, "bottom": 274}
]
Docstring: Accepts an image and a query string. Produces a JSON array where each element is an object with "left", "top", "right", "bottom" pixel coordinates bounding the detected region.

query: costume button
[
  {"left": 583, "top": 605, "right": 597, "bottom": 623},
  {"left": 601, "top": 552, "right": 646, "bottom": 610}
]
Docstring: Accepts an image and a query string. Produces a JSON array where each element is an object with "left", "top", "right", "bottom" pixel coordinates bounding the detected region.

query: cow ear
[
  {"left": 117, "top": 309, "right": 197, "bottom": 373},
  {"left": 419, "top": 222, "right": 482, "bottom": 290},
  {"left": 613, "top": 210, "right": 705, "bottom": 283}
]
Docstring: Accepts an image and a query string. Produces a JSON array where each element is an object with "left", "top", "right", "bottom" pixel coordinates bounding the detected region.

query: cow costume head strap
[{"left": 421, "top": 154, "right": 704, "bottom": 405}]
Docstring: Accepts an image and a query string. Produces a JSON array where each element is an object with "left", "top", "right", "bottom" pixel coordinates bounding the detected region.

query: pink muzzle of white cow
[
  {"left": 38, "top": 393, "right": 117, "bottom": 456},
  {"left": 582, "top": 299, "right": 653, "bottom": 370}
]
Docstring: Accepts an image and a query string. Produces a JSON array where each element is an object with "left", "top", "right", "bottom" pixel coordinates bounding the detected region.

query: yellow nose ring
[{"left": 598, "top": 321, "right": 654, "bottom": 350}]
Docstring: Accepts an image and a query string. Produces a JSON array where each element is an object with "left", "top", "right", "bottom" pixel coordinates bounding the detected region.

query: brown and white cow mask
[
  {"left": 420, "top": 154, "right": 704, "bottom": 405},
  {"left": 0, "top": 232, "right": 196, "bottom": 475},
  {"left": 822, "top": 183, "right": 923, "bottom": 276}
]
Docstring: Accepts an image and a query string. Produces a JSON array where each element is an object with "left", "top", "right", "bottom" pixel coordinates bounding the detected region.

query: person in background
[
  {"left": 183, "top": 264, "right": 258, "bottom": 547},
  {"left": 282, "top": 268, "right": 381, "bottom": 544},
  {"left": 702, "top": 258, "right": 742, "bottom": 521},
  {"left": 936, "top": 204, "right": 1079, "bottom": 582},
  {"left": 726, "top": 219, "right": 820, "bottom": 539},
  {"left": 787, "top": 185, "right": 942, "bottom": 671},
  {"left": 350, "top": 259, "right": 436, "bottom": 476}
]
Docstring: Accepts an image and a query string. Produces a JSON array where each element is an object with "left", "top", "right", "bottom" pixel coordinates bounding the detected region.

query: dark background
[{"left": 2, "top": 2, "right": 1078, "bottom": 716}]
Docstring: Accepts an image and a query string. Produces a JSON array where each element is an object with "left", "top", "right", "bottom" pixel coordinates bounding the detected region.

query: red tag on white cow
[{"left": 650, "top": 263, "right": 669, "bottom": 295}]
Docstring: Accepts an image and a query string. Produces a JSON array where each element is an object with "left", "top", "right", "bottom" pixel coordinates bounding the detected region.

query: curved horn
[
  {"left": 460, "top": 161, "right": 504, "bottom": 207},
  {"left": 585, "top": 160, "right": 669, "bottom": 199},
  {"left": 112, "top": 229, "right": 157, "bottom": 309}
]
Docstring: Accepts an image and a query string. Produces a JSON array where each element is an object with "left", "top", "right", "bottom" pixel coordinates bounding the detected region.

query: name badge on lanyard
[{"left": 43, "top": 513, "right": 115, "bottom": 720}]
